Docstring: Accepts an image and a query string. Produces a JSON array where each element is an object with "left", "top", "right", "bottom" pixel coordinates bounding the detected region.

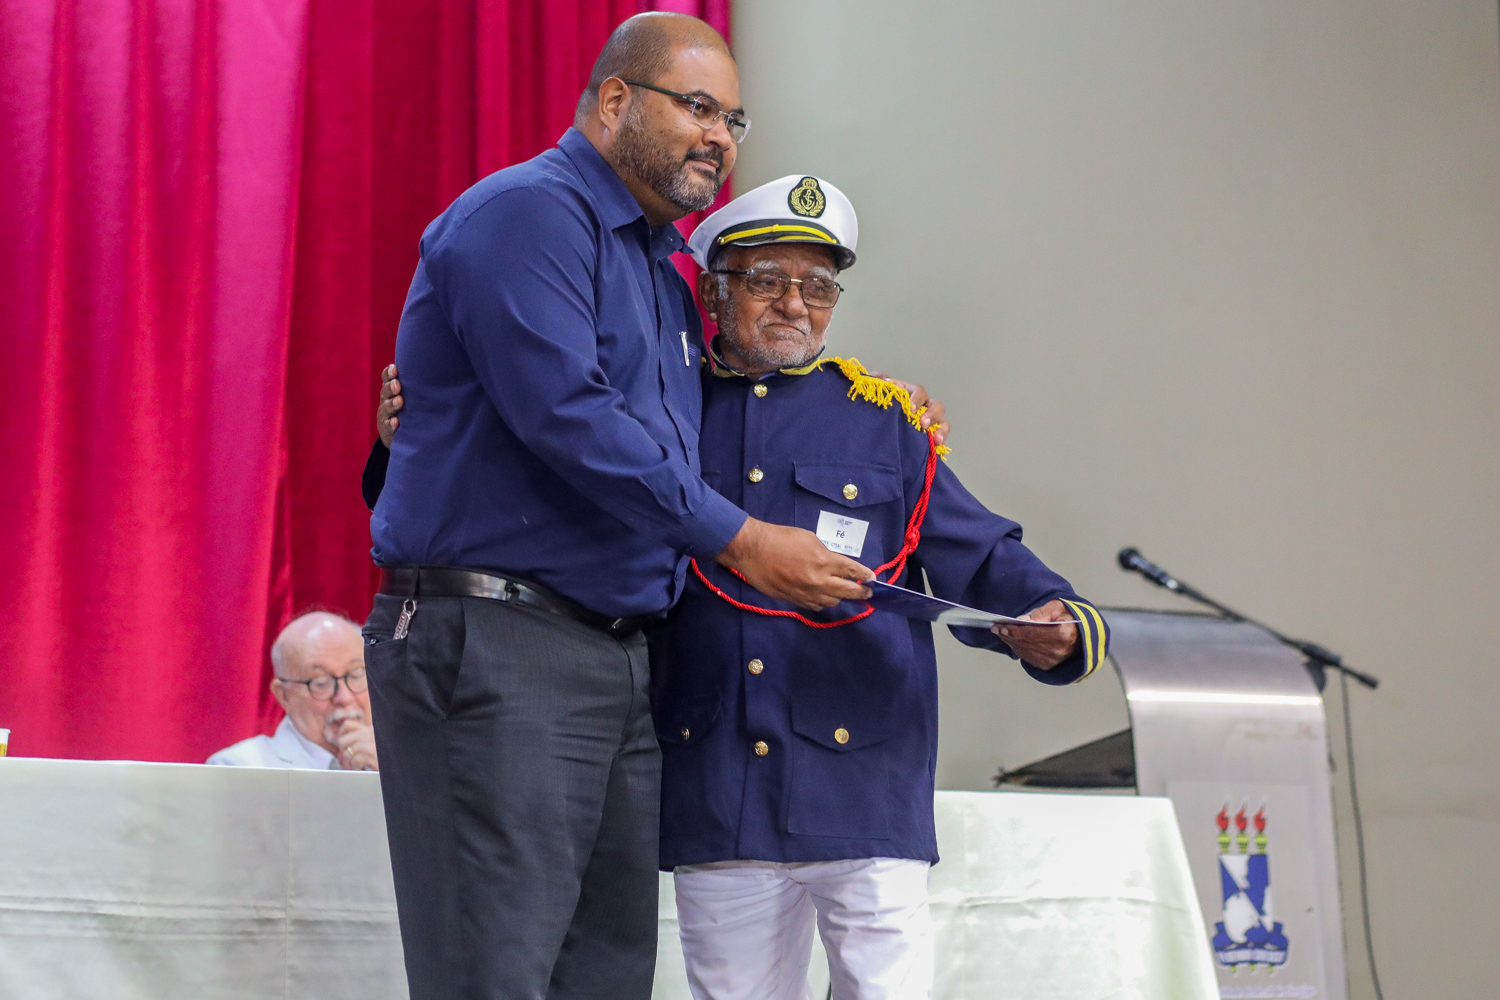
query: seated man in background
[{"left": 208, "top": 612, "right": 379, "bottom": 771}]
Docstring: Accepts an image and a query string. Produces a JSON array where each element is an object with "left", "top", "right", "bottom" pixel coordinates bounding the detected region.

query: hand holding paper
[
  {"left": 992, "top": 599, "right": 1080, "bottom": 670},
  {"left": 862, "top": 582, "right": 1081, "bottom": 671},
  {"left": 864, "top": 581, "right": 1074, "bottom": 629}
]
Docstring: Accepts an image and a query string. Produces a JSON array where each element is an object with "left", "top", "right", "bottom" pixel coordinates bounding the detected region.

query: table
[{"left": 0, "top": 759, "right": 1216, "bottom": 999}]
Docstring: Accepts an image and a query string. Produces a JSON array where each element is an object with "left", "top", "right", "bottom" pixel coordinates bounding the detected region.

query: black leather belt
[{"left": 378, "top": 566, "right": 644, "bottom": 638}]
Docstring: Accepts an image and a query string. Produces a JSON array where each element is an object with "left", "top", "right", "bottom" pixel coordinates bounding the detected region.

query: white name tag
[{"left": 816, "top": 510, "right": 870, "bottom": 558}]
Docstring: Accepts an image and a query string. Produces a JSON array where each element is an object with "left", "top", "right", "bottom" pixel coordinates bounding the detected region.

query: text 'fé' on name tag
[{"left": 816, "top": 510, "right": 870, "bottom": 558}]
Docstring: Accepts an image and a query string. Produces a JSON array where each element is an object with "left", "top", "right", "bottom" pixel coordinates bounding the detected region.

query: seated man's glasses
[
  {"left": 622, "top": 80, "right": 751, "bottom": 143},
  {"left": 278, "top": 668, "right": 367, "bottom": 701},
  {"left": 715, "top": 268, "right": 843, "bottom": 309}
]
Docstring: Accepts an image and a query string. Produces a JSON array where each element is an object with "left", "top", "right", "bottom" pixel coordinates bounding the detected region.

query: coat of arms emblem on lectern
[{"left": 1211, "top": 803, "right": 1290, "bottom": 968}]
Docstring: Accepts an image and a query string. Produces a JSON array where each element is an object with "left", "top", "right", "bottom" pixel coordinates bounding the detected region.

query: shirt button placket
[{"left": 742, "top": 376, "right": 767, "bottom": 517}]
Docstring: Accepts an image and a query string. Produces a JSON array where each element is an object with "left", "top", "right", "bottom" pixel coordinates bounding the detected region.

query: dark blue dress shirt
[
  {"left": 649, "top": 359, "right": 1110, "bottom": 868},
  {"left": 371, "top": 129, "right": 748, "bottom": 618}
]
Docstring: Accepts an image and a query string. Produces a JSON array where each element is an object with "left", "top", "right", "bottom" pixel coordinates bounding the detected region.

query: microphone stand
[
  {"left": 1117, "top": 549, "right": 1387, "bottom": 1000},
  {"left": 1116, "top": 549, "right": 1379, "bottom": 692}
]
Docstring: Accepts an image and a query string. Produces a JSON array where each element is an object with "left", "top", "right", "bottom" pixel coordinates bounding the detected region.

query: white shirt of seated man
[{"left": 207, "top": 612, "right": 379, "bottom": 771}]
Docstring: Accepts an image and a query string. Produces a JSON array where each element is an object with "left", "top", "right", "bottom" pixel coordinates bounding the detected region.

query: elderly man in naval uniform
[{"left": 647, "top": 174, "right": 1112, "bottom": 1000}]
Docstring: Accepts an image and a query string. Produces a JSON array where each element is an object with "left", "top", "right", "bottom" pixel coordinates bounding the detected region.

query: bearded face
[
  {"left": 611, "top": 98, "right": 727, "bottom": 214},
  {"left": 710, "top": 244, "right": 840, "bottom": 375}
]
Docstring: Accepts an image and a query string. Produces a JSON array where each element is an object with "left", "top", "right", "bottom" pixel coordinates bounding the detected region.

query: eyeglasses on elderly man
[
  {"left": 206, "top": 612, "right": 380, "bottom": 771},
  {"left": 713, "top": 268, "right": 843, "bottom": 309}
]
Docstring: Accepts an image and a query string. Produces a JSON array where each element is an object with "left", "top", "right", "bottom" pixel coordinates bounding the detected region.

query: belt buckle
[{"left": 503, "top": 580, "right": 520, "bottom": 602}]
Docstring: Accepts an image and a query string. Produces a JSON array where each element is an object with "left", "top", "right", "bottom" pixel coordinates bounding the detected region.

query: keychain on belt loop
[{"left": 394, "top": 599, "right": 417, "bottom": 640}]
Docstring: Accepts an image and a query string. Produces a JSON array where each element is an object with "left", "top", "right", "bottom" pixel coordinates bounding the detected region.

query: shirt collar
[
  {"left": 558, "top": 127, "right": 685, "bottom": 260},
  {"left": 651, "top": 219, "right": 687, "bottom": 261},
  {"left": 273, "top": 715, "right": 340, "bottom": 770},
  {"left": 708, "top": 335, "right": 826, "bottom": 379}
]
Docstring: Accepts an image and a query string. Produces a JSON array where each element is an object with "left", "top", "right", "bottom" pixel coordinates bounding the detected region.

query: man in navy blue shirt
[{"left": 362, "top": 14, "right": 874, "bottom": 1000}]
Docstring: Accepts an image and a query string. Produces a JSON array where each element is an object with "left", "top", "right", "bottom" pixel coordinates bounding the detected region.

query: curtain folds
[
  {"left": 277, "top": 0, "right": 732, "bottom": 706},
  {"left": 1, "top": 0, "right": 309, "bottom": 761},
  {"left": 2, "top": 0, "right": 731, "bottom": 761}
]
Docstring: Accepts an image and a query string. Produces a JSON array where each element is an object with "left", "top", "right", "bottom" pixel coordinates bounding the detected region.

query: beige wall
[{"left": 731, "top": 2, "right": 1500, "bottom": 997}]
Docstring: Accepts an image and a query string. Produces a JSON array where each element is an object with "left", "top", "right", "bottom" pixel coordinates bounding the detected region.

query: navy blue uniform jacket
[{"left": 649, "top": 358, "right": 1109, "bottom": 869}]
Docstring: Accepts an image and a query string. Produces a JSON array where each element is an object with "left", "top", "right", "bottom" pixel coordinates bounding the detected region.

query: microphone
[
  {"left": 1114, "top": 546, "right": 1378, "bottom": 688},
  {"left": 1117, "top": 547, "right": 1183, "bottom": 593}
]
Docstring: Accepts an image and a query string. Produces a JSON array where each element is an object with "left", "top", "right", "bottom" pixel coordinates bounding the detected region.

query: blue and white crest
[{"left": 1211, "top": 804, "right": 1289, "bottom": 968}]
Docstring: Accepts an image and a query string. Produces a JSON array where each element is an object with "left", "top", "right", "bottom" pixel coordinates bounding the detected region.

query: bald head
[
  {"left": 575, "top": 12, "right": 732, "bottom": 121},
  {"left": 271, "top": 612, "right": 361, "bottom": 680},
  {"left": 575, "top": 12, "right": 739, "bottom": 225},
  {"left": 269, "top": 612, "right": 370, "bottom": 757}
]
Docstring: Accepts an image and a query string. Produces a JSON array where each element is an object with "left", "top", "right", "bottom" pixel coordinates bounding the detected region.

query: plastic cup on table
[{"left": 0, "top": 729, "right": 8, "bottom": 756}]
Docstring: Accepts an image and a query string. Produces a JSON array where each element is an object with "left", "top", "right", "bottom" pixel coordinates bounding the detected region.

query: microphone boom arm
[{"left": 1116, "top": 548, "right": 1378, "bottom": 690}]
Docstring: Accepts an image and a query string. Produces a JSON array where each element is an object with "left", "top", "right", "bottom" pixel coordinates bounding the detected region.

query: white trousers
[{"left": 673, "top": 858, "right": 933, "bottom": 1000}]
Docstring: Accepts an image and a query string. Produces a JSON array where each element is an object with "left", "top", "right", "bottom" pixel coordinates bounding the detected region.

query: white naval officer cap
[{"left": 687, "top": 174, "right": 858, "bottom": 272}]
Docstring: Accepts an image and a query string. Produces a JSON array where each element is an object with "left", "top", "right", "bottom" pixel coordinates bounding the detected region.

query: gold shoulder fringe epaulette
[{"left": 813, "top": 357, "right": 953, "bottom": 457}]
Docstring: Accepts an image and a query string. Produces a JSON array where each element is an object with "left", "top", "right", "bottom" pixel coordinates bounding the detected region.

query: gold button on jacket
[
  {"left": 834, "top": 727, "right": 850, "bottom": 744},
  {"left": 752, "top": 383, "right": 767, "bottom": 397},
  {"left": 753, "top": 740, "right": 769, "bottom": 756},
  {"left": 748, "top": 468, "right": 764, "bottom": 483},
  {"left": 842, "top": 483, "right": 858, "bottom": 500},
  {"left": 747, "top": 658, "right": 764, "bottom": 675},
  {"left": 680, "top": 727, "right": 690, "bottom": 740}
]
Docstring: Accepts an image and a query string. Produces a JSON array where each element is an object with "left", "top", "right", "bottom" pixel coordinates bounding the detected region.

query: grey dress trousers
[{"left": 364, "top": 591, "right": 660, "bottom": 1000}]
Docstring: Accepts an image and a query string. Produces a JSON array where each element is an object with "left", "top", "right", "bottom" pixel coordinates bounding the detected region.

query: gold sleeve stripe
[
  {"left": 1082, "top": 602, "right": 1109, "bottom": 678},
  {"left": 1062, "top": 600, "right": 1094, "bottom": 679},
  {"left": 1062, "top": 600, "right": 1108, "bottom": 681}
]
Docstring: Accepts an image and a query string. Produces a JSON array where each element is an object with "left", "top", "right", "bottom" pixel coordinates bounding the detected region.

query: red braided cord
[{"left": 689, "top": 430, "right": 942, "bottom": 629}]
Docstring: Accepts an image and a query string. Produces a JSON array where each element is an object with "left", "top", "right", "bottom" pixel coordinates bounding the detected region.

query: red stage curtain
[
  {"left": 273, "top": 0, "right": 733, "bottom": 730},
  {"left": 0, "top": 0, "right": 309, "bottom": 761},
  {"left": 3, "top": 0, "right": 731, "bottom": 760}
]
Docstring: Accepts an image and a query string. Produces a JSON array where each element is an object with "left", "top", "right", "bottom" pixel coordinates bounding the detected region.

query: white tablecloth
[{"left": 0, "top": 760, "right": 1216, "bottom": 999}]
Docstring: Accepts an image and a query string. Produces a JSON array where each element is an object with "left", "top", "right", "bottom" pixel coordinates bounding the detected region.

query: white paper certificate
[{"left": 865, "top": 580, "right": 1077, "bottom": 628}]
